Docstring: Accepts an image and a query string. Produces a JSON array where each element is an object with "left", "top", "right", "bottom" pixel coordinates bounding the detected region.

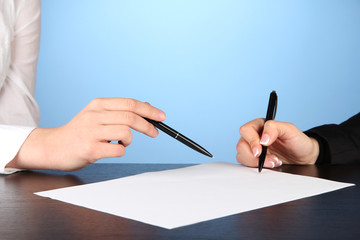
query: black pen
[
  {"left": 144, "top": 118, "right": 214, "bottom": 158},
  {"left": 258, "top": 91, "right": 278, "bottom": 173}
]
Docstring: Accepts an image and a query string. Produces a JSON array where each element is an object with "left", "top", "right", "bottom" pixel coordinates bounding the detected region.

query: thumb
[{"left": 260, "top": 120, "right": 296, "bottom": 146}]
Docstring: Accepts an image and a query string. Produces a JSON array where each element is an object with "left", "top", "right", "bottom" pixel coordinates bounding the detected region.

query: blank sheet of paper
[{"left": 35, "top": 162, "right": 354, "bottom": 229}]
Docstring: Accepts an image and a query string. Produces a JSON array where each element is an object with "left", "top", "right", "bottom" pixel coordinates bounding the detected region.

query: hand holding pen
[
  {"left": 236, "top": 91, "right": 320, "bottom": 169},
  {"left": 8, "top": 97, "right": 213, "bottom": 172},
  {"left": 7, "top": 98, "right": 167, "bottom": 171}
]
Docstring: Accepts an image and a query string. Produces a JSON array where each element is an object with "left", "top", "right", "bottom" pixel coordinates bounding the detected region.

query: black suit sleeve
[{"left": 304, "top": 112, "right": 360, "bottom": 165}]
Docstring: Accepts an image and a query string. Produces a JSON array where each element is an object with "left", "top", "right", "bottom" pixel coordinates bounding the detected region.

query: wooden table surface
[{"left": 1, "top": 163, "right": 359, "bottom": 240}]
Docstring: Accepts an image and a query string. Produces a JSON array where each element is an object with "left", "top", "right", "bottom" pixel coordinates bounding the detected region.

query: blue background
[{"left": 36, "top": 0, "right": 360, "bottom": 164}]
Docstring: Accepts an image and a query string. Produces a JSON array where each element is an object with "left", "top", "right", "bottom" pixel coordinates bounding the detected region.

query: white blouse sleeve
[
  {"left": 0, "top": 0, "right": 41, "bottom": 174},
  {"left": 0, "top": 125, "right": 34, "bottom": 174}
]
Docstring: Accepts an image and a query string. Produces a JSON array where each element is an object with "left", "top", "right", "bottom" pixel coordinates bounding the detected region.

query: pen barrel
[
  {"left": 258, "top": 146, "right": 267, "bottom": 172},
  {"left": 144, "top": 118, "right": 213, "bottom": 158},
  {"left": 145, "top": 118, "right": 178, "bottom": 137},
  {"left": 265, "top": 91, "right": 277, "bottom": 121},
  {"left": 259, "top": 90, "right": 278, "bottom": 172},
  {"left": 176, "top": 134, "right": 213, "bottom": 158}
]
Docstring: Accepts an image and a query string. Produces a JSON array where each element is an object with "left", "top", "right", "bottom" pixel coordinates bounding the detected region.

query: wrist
[
  {"left": 308, "top": 137, "right": 320, "bottom": 165},
  {"left": 6, "top": 128, "right": 53, "bottom": 170}
]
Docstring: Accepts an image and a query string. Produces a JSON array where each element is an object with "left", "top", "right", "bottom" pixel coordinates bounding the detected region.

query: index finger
[
  {"left": 89, "top": 98, "right": 166, "bottom": 121},
  {"left": 238, "top": 118, "right": 265, "bottom": 157}
]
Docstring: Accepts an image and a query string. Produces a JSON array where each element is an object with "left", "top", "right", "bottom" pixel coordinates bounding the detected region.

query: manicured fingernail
[
  {"left": 264, "top": 161, "right": 275, "bottom": 168},
  {"left": 260, "top": 134, "right": 270, "bottom": 145},
  {"left": 252, "top": 147, "right": 260, "bottom": 158},
  {"left": 273, "top": 156, "right": 282, "bottom": 167}
]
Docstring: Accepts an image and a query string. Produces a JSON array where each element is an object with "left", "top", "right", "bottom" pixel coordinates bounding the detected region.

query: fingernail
[
  {"left": 273, "top": 156, "right": 282, "bottom": 167},
  {"left": 260, "top": 134, "right": 270, "bottom": 145},
  {"left": 252, "top": 147, "right": 260, "bottom": 158},
  {"left": 264, "top": 161, "right": 275, "bottom": 168}
]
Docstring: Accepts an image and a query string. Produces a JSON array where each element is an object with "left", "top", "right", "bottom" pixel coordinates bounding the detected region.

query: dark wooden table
[{"left": 1, "top": 163, "right": 359, "bottom": 240}]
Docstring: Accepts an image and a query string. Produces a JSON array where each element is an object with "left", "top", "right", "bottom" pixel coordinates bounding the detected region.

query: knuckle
[
  {"left": 119, "top": 127, "right": 133, "bottom": 146},
  {"left": 264, "top": 120, "right": 275, "bottom": 128},
  {"left": 82, "top": 110, "right": 97, "bottom": 123},
  {"left": 123, "top": 112, "right": 136, "bottom": 125},
  {"left": 128, "top": 129, "right": 133, "bottom": 141},
  {"left": 89, "top": 98, "right": 103, "bottom": 108},
  {"left": 239, "top": 125, "right": 248, "bottom": 136},
  {"left": 145, "top": 106, "right": 158, "bottom": 118},
  {"left": 148, "top": 109, "right": 156, "bottom": 118},
  {"left": 124, "top": 98, "right": 137, "bottom": 111},
  {"left": 285, "top": 122, "right": 295, "bottom": 129},
  {"left": 124, "top": 127, "right": 133, "bottom": 140},
  {"left": 249, "top": 140, "right": 259, "bottom": 148},
  {"left": 146, "top": 122, "right": 155, "bottom": 134},
  {"left": 236, "top": 138, "right": 250, "bottom": 152}
]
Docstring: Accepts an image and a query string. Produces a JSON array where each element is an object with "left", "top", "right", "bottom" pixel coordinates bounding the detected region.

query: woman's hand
[
  {"left": 7, "top": 98, "right": 166, "bottom": 171},
  {"left": 236, "top": 118, "right": 319, "bottom": 169}
]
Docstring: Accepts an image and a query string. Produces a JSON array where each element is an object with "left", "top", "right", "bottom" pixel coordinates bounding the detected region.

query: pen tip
[{"left": 212, "top": 156, "right": 215, "bottom": 159}]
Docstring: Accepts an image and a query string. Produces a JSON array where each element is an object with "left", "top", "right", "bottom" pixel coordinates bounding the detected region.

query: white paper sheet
[{"left": 35, "top": 162, "right": 354, "bottom": 229}]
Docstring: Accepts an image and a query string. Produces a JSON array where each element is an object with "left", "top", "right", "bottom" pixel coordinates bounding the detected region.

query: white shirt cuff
[{"left": 0, "top": 125, "right": 34, "bottom": 174}]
